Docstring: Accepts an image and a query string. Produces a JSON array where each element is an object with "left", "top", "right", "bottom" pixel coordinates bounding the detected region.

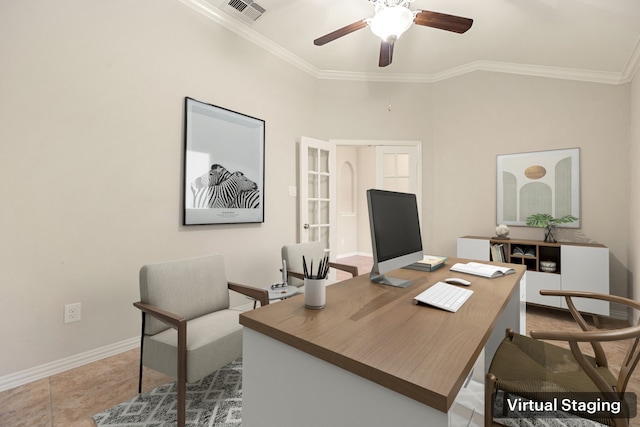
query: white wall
[{"left": 0, "top": 0, "right": 316, "bottom": 376}]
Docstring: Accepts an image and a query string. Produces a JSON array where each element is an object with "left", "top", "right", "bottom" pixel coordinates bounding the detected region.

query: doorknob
[{"left": 304, "top": 223, "right": 310, "bottom": 229}]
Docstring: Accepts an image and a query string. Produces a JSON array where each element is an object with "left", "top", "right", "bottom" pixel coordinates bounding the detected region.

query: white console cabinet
[{"left": 457, "top": 236, "right": 609, "bottom": 316}]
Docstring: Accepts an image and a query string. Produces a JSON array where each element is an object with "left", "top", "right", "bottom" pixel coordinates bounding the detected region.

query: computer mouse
[{"left": 445, "top": 277, "right": 471, "bottom": 286}]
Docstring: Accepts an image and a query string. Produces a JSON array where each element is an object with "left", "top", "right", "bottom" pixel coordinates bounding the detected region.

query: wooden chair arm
[
  {"left": 329, "top": 262, "right": 358, "bottom": 277},
  {"left": 531, "top": 326, "right": 640, "bottom": 342},
  {"left": 286, "top": 270, "right": 305, "bottom": 281},
  {"left": 133, "top": 301, "right": 186, "bottom": 329},
  {"left": 532, "top": 290, "right": 640, "bottom": 342},
  {"left": 540, "top": 289, "right": 640, "bottom": 310},
  {"left": 228, "top": 281, "right": 269, "bottom": 307}
]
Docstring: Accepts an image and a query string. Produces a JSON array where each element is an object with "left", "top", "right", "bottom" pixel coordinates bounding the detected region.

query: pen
[{"left": 303, "top": 256, "right": 308, "bottom": 278}]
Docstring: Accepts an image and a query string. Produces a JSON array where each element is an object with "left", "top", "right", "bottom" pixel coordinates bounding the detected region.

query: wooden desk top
[{"left": 239, "top": 258, "right": 525, "bottom": 412}]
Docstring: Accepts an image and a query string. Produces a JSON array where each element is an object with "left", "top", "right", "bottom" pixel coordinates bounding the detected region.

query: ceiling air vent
[{"left": 221, "top": 0, "right": 266, "bottom": 24}]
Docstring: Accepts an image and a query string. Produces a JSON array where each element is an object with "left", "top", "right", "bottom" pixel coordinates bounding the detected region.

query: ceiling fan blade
[
  {"left": 314, "top": 19, "right": 369, "bottom": 46},
  {"left": 379, "top": 41, "right": 394, "bottom": 67},
  {"left": 414, "top": 10, "right": 473, "bottom": 34}
]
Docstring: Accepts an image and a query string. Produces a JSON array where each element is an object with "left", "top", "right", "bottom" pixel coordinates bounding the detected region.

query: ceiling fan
[{"left": 313, "top": 0, "right": 473, "bottom": 67}]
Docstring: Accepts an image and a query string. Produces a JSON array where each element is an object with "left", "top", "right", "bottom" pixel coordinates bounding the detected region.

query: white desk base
[
  {"left": 242, "top": 278, "right": 524, "bottom": 427},
  {"left": 244, "top": 328, "right": 451, "bottom": 427}
]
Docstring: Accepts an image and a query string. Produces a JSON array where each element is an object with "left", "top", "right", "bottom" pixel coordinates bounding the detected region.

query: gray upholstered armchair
[
  {"left": 133, "top": 254, "right": 268, "bottom": 427},
  {"left": 281, "top": 241, "right": 358, "bottom": 287}
]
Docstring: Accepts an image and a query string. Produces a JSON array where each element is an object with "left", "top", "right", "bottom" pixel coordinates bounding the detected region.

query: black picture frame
[{"left": 183, "top": 97, "right": 265, "bottom": 225}]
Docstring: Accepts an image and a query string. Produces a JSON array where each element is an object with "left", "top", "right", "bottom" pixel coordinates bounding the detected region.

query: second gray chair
[{"left": 281, "top": 241, "right": 358, "bottom": 287}]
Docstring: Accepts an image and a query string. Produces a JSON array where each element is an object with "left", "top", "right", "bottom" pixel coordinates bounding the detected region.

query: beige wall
[
  {"left": 1, "top": 0, "right": 636, "bottom": 380},
  {"left": 314, "top": 74, "right": 631, "bottom": 316},
  {"left": 336, "top": 146, "right": 358, "bottom": 257},
  {"left": 630, "top": 70, "right": 640, "bottom": 323},
  {"left": 356, "top": 147, "right": 377, "bottom": 255},
  {"left": 430, "top": 72, "right": 630, "bottom": 301},
  {"left": 0, "top": 0, "right": 316, "bottom": 376}
]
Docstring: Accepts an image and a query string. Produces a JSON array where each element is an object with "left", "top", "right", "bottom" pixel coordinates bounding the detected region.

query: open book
[{"left": 450, "top": 262, "right": 515, "bottom": 279}]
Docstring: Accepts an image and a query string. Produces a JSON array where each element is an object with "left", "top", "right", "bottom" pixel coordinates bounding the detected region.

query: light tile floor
[
  {"left": 0, "top": 348, "right": 173, "bottom": 427},
  {"left": 2, "top": 256, "right": 637, "bottom": 426}
]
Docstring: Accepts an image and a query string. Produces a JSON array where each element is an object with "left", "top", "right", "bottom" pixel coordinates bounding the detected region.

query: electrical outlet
[{"left": 64, "top": 303, "right": 81, "bottom": 323}]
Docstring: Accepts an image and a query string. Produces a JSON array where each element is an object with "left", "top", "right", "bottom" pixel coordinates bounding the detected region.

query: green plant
[
  {"left": 525, "top": 213, "right": 578, "bottom": 228},
  {"left": 525, "top": 213, "right": 578, "bottom": 242}
]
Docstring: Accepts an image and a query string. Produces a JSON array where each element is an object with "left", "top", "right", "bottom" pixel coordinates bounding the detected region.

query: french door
[{"left": 298, "top": 136, "right": 337, "bottom": 262}]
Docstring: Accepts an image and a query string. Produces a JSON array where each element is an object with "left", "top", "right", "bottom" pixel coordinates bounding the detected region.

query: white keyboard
[{"left": 413, "top": 281, "right": 473, "bottom": 313}]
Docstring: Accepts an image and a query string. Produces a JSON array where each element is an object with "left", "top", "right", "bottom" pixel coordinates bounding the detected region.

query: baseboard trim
[
  {"left": 610, "top": 307, "right": 628, "bottom": 321},
  {"left": 337, "top": 252, "right": 373, "bottom": 260},
  {"left": 2, "top": 303, "right": 624, "bottom": 393},
  {"left": 1, "top": 301, "right": 259, "bottom": 393},
  {"left": 0, "top": 337, "right": 140, "bottom": 393},
  {"left": 336, "top": 252, "right": 358, "bottom": 259}
]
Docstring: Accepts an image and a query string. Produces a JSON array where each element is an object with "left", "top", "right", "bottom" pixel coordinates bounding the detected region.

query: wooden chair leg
[
  {"left": 177, "top": 320, "right": 187, "bottom": 427},
  {"left": 138, "top": 313, "right": 146, "bottom": 394},
  {"left": 485, "top": 373, "right": 497, "bottom": 427}
]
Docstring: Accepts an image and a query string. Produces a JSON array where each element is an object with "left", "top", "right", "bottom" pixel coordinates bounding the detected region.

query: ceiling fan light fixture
[{"left": 370, "top": 6, "right": 414, "bottom": 42}]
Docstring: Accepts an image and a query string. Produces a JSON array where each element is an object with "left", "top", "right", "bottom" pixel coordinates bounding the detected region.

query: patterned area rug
[{"left": 93, "top": 358, "right": 242, "bottom": 427}]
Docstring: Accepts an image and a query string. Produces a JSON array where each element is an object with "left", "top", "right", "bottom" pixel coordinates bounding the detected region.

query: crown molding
[
  {"left": 437, "top": 61, "right": 627, "bottom": 85},
  {"left": 622, "top": 35, "right": 640, "bottom": 83},
  {"left": 316, "top": 62, "right": 627, "bottom": 85},
  {"left": 180, "top": 0, "right": 635, "bottom": 86},
  {"left": 178, "top": 0, "right": 319, "bottom": 76}
]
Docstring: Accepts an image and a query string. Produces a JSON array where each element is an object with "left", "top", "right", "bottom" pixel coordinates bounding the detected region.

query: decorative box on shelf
[{"left": 457, "top": 236, "right": 609, "bottom": 316}]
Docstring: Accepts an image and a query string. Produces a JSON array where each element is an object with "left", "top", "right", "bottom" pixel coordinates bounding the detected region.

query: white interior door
[
  {"left": 299, "top": 136, "right": 337, "bottom": 262},
  {"left": 375, "top": 145, "right": 423, "bottom": 253},
  {"left": 375, "top": 145, "right": 420, "bottom": 195}
]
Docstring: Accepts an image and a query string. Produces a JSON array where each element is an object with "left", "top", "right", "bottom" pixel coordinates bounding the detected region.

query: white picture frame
[{"left": 496, "top": 148, "right": 580, "bottom": 227}]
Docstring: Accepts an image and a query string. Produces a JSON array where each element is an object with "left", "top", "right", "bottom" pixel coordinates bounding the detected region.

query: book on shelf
[
  {"left": 450, "top": 261, "right": 515, "bottom": 279},
  {"left": 490, "top": 243, "right": 506, "bottom": 262},
  {"left": 405, "top": 255, "right": 448, "bottom": 272}
]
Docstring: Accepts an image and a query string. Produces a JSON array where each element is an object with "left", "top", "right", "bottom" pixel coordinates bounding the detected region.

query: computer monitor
[{"left": 367, "top": 189, "right": 423, "bottom": 288}]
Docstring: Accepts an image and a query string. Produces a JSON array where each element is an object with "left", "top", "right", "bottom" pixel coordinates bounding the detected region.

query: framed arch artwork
[{"left": 496, "top": 148, "right": 580, "bottom": 227}]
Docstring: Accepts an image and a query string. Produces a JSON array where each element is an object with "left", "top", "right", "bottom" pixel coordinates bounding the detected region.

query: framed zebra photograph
[{"left": 183, "top": 97, "right": 265, "bottom": 225}]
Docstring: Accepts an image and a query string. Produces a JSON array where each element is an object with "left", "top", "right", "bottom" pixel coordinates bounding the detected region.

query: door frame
[
  {"left": 332, "top": 139, "right": 423, "bottom": 259},
  {"left": 331, "top": 139, "right": 422, "bottom": 208},
  {"left": 298, "top": 136, "right": 337, "bottom": 258}
]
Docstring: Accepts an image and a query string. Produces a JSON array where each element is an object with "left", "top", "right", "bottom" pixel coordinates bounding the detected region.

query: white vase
[{"left": 304, "top": 278, "right": 326, "bottom": 309}]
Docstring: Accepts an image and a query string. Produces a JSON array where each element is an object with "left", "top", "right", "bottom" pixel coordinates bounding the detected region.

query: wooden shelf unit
[
  {"left": 489, "top": 238, "right": 561, "bottom": 273},
  {"left": 457, "top": 236, "right": 609, "bottom": 316}
]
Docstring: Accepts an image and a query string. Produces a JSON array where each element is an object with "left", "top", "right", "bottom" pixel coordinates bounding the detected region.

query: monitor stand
[{"left": 369, "top": 270, "right": 413, "bottom": 288}]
